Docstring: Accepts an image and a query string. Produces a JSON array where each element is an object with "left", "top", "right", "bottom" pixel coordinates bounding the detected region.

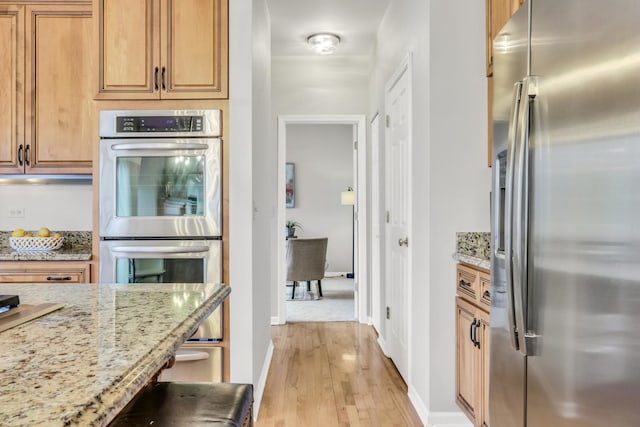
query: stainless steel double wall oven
[{"left": 99, "top": 109, "right": 224, "bottom": 381}]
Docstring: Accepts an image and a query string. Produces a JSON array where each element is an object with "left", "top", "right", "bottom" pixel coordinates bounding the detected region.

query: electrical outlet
[{"left": 8, "top": 207, "right": 25, "bottom": 218}]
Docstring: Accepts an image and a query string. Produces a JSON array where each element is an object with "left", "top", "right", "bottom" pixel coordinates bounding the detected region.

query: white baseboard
[
  {"left": 377, "top": 335, "right": 390, "bottom": 357},
  {"left": 252, "top": 339, "right": 274, "bottom": 422},
  {"left": 407, "top": 385, "right": 471, "bottom": 427},
  {"left": 408, "top": 385, "right": 429, "bottom": 424},
  {"left": 270, "top": 316, "right": 282, "bottom": 325},
  {"left": 427, "top": 411, "right": 473, "bottom": 427}
]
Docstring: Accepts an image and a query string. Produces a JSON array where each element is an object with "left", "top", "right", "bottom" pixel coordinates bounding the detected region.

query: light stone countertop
[
  {"left": 0, "top": 231, "right": 92, "bottom": 261},
  {"left": 0, "top": 282, "right": 230, "bottom": 426},
  {"left": 453, "top": 232, "right": 491, "bottom": 270}
]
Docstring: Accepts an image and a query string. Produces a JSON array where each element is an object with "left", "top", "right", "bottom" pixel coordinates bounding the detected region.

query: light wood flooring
[{"left": 256, "top": 322, "right": 423, "bottom": 427}]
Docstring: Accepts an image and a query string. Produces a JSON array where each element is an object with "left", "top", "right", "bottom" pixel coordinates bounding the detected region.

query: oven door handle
[
  {"left": 111, "top": 246, "right": 210, "bottom": 255},
  {"left": 110, "top": 142, "right": 211, "bottom": 151}
]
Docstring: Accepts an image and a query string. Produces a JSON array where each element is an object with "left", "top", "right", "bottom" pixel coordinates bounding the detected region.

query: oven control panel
[{"left": 116, "top": 116, "right": 204, "bottom": 133}]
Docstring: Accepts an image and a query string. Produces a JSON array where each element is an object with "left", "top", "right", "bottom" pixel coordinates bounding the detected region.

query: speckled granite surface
[
  {"left": 0, "top": 282, "right": 230, "bottom": 426},
  {"left": 453, "top": 232, "right": 491, "bottom": 270},
  {"left": 0, "top": 231, "right": 92, "bottom": 261}
]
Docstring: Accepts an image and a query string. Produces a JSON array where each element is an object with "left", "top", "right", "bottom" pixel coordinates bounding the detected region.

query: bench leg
[
  {"left": 291, "top": 281, "right": 297, "bottom": 300},
  {"left": 317, "top": 280, "right": 323, "bottom": 297}
]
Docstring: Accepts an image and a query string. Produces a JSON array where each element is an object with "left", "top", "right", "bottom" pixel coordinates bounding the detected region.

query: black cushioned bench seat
[{"left": 109, "top": 382, "right": 254, "bottom": 426}]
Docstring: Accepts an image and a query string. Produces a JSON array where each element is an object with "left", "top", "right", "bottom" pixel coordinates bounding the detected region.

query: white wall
[
  {"left": 270, "top": 55, "right": 369, "bottom": 314},
  {"left": 370, "top": 0, "right": 491, "bottom": 423},
  {"left": 228, "top": 0, "right": 273, "bottom": 413},
  {"left": 0, "top": 183, "right": 92, "bottom": 231},
  {"left": 286, "top": 123, "right": 353, "bottom": 272}
]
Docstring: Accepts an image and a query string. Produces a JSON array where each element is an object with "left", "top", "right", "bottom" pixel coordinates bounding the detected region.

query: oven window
[
  {"left": 116, "top": 155, "right": 205, "bottom": 217},
  {"left": 115, "top": 258, "right": 205, "bottom": 283}
]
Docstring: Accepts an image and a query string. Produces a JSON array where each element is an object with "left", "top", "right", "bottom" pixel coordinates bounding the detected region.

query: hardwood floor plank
[{"left": 256, "top": 322, "right": 422, "bottom": 427}]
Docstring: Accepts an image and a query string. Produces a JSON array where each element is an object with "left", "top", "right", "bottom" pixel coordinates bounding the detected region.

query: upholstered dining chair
[{"left": 286, "top": 237, "right": 328, "bottom": 300}]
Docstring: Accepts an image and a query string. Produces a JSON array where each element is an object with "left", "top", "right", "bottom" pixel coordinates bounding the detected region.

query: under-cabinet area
[{"left": 456, "top": 262, "right": 491, "bottom": 427}]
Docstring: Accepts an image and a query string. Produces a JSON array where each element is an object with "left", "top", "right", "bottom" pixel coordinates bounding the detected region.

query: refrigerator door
[
  {"left": 489, "top": 4, "right": 529, "bottom": 427},
  {"left": 526, "top": 0, "right": 640, "bottom": 425}
]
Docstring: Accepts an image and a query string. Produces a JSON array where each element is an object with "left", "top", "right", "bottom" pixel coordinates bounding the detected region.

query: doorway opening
[{"left": 276, "top": 115, "right": 367, "bottom": 324}]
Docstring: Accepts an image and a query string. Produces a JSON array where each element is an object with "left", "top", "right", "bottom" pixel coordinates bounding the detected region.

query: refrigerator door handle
[
  {"left": 505, "top": 80, "right": 523, "bottom": 351},
  {"left": 513, "top": 76, "right": 538, "bottom": 356}
]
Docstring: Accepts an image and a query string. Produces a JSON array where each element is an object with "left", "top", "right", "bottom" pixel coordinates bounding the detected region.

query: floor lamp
[{"left": 341, "top": 187, "right": 355, "bottom": 279}]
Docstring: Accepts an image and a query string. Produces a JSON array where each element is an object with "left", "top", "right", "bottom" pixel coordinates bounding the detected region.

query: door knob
[{"left": 398, "top": 237, "right": 408, "bottom": 247}]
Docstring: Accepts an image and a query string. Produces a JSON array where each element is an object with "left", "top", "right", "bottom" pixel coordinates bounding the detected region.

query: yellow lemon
[
  {"left": 37, "top": 227, "right": 51, "bottom": 237},
  {"left": 53, "top": 232, "right": 62, "bottom": 238},
  {"left": 11, "top": 228, "right": 26, "bottom": 237},
  {"left": 24, "top": 232, "right": 33, "bottom": 237}
]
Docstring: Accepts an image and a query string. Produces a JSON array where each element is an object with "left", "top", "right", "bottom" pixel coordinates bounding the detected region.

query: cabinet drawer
[
  {"left": 479, "top": 270, "right": 491, "bottom": 308},
  {"left": 0, "top": 271, "right": 84, "bottom": 283},
  {"left": 0, "top": 261, "right": 90, "bottom": 284},
  {"left": 457, "top": 264, "right": 480, "bottom": 304}
]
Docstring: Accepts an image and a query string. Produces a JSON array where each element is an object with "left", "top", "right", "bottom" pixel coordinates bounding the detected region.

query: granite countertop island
[
  {"left": 0, "top": 231, "right": 92, "bottom": 261},
  {"left": 0, "top": 282, "right": 230, "bottom": 426}
]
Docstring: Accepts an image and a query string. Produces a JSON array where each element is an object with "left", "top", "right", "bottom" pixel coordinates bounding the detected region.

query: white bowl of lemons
[{"left": 9, "top": 227, "right": 64, "bottom": 252}]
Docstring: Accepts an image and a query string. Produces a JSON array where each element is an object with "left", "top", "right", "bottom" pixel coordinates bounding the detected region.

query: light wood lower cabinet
[
  {"left": 455, "top": 263, "right": 490, "bottom": 427},
  {"left": 0, "top": 261, "right": 90, "bottom": 283}
]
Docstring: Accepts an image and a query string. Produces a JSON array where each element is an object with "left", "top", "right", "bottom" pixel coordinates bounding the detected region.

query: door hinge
[
  {"left": 386, "top": 115, "right": 390, "bottom": 128},
  {"left": 386, "top": 211, "right": 390, "bottom": 223},
  {"left": 386, "top": 306, "right": 390, "bottom": 319},
  {"left": 354, "top": 140, "right": 358, "bottom": 150}
]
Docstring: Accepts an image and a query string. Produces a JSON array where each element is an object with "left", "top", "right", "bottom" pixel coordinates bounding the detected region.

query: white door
[{"left": 384, "top": 55, "right": 412, "bottom": 381}]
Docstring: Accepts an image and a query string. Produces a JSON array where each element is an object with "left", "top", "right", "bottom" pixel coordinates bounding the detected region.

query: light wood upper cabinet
[
  {"left": 485, "top": 0, "right": 523, "bottom": 76},
  {"left": 96, "top": 0, "right": 228, "bottom": 100},
  {"left": 0, "top": 6, "right": 24, "bottom": 174},
  {"left": 0, "top": 4, "right": 92, "bottom": 175}
]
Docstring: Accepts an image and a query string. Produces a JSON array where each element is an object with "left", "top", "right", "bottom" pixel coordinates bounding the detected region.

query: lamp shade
[{"left": 341, "top": 189, "right": 355, "bottom": 205}]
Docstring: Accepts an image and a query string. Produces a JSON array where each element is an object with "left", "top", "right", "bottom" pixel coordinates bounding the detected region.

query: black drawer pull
[
  {"left": 47, "top": 276, "right": 72, "bottom": 281},
  {"left": 459, "top": 279, "right": 472, "bottom": 288},
  {"left": 483, "top": 290, "right": 491, "bottom": 299},
  {"left": 470, "top": 319, "right": 476, "bottom": 344}
]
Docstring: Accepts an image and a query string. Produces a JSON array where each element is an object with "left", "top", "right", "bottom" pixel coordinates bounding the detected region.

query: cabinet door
[
  {"left": 24, "top": 4, "right": 93, "bottom": 174},
  {"left": 96, "top": 0, "right": 160, "bottom": 99},
  {"left": 456, "top": 297, "right": 479, "bottom": 423},
  {"left": 486, "top": 0, "right": 514, "bottom": 76},
  {"left": 478, "top": 309, "right": 491, "bottom": 427},
  {"left": 0, "top": 6, "right": 24, "bottom": 174},
  {"left": 160, "top": 0, "right": 228, "bottom": 99}
]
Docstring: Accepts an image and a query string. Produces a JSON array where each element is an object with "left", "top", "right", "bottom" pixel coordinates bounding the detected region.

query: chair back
[{"left": 286, "top": 238, "right": 328, "bottom": 282}]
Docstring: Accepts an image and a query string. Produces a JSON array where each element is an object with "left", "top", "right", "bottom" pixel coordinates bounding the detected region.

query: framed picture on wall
[{"left": 286, "top": 163, "right": 295, "bottom": 208}]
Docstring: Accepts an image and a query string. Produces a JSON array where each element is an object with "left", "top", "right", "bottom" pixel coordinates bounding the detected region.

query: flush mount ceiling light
[{"left": 307, "top": 33, "right": 341, "bottom": 55}]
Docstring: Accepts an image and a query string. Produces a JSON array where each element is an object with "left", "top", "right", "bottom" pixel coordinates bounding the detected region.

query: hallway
[{"left": 256, "top": 322, "right": 422, "bottom": 427}]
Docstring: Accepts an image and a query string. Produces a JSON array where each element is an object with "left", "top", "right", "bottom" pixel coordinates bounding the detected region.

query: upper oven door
[{"left": 99, "top": 137, "right": 221, "bottom": 238}]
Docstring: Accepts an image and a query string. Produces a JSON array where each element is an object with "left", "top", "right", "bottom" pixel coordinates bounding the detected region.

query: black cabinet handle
[
  {"left": 459, "top": 279, "right": 472, "bottom": 288},
  {"left": 154, "top": 67, "right": 159, "bottom": 90},
  {"left": 470, "top": 319, "right": 477, "bottom": 345},
  {"left": 161, "top": 66, "right": 166, "bottom": 90},
  {"left": 47, "top": 276, "right": 72, "bottom": 281},
  {"left": 483, "top": 290, "right": 491, "bottom": 299},
  {"left": 18, "top": 144, "right": 23, "bottom": 166},
  {"left": 24, "top": 144, "right": 30, "bottom": 166},
  {"left": 474, "top": 321, "right": 480, "bottom": 349}
]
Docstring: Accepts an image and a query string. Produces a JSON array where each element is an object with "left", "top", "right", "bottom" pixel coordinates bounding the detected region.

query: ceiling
[{"left": 267, "top": 0, "right": 391, "bottom": 57}]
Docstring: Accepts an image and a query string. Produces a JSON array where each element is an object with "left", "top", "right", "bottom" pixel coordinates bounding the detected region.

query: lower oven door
[
  {"left": 158, "top": 346, "right": 222, "bottom": 383},
  {"left": 99, "top": 239, "right": 223, "bottom": 341}
]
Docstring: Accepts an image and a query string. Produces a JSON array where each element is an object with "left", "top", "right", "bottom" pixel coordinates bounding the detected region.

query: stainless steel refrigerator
[{"left": 490, "top": 1, "right": 640, "bottom": 426}]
